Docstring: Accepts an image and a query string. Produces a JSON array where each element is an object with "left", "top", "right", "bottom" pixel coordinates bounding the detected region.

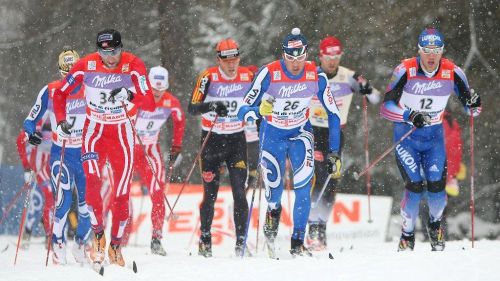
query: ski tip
[
  {"left": 367, "top": 219, "right": 374, "bottom": 224},
  {"left": 132, "top": 261, "right": 137, "bottom": 273},
  {"left": 99, "top": 266, "right": 104, "bottom": 276},
  {"left": 328, "top": 252, "right": 334, "bottom": 259},
  {"left": 189, "top": 252, "right": 192, "bottom": 256},
  {"left": 353, "top": 172, "right": 360, "bottom": 181}
]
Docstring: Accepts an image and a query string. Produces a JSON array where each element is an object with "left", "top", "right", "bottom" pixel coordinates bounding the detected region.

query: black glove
[
  {"left": 408, "top": 111, "right": 431, "bottom": 128},
  {"left": 109, "top": 87, "right": 134, "bottom": 103},
  {"left": 210, "top": 101, "right": 228, "bottom": 117},
  {"left": 28, "top": 131, "right": 43, "bottom": 146},
  {"left": 327, "top": 152, "right": 342, "bottom": 179},
  {"left": 56, "top": 120, "right": 72, "bottom": 138},
  {"left": 356, "top": 75, "right": 372, "bottom": 95},
  {"left": 169, "top": 145, "right": 182, "bottom": 162}
]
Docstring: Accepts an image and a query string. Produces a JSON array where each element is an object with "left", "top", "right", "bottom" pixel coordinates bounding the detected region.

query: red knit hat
[{"left": 319, "top": 36, "right": 343, "bottom": 56}]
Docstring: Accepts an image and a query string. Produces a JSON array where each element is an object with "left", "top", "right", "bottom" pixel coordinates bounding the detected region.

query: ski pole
[
  {"left": 255, "top": 178, "right": 263, "bottom": 254},
  {"left": 353, "top": 126, "right": 416, "bottom": 180},
  {"left": 469, "top": 114, "right": 475, "bottom": 248},
  {"left": 285, "top": 161, "right": 292, "bottom": 237},
  {"left": 166, "top": 115, "right": 218, "bottom": 222},
  {"left": 121, "top": 101, "right": 176, "bottom": 216},
  {"left": 163, "top": 159, "right": 177, "bottom": 220},
  {"left": 362, "top": 97, "right": 373, "bottom": 223},
  {"left": 133, "top": 186, "right": 147, "bottom": 246},
  {"left": 45, "top": 139, "right": 66, "bottom": 266},
  {"left": 0, "top": 182, "right": 32, "bottom": 227},
  {"left": 312, "top": 174, "right": 332, "bottom": 209},
  {"left": 13, "top": 171, "right": 36, "bottom": 266}
]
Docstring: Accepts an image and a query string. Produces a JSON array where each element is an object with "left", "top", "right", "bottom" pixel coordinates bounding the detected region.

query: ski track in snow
[{"left": 0, "top": 236, "right": 498, "bottom": 281}]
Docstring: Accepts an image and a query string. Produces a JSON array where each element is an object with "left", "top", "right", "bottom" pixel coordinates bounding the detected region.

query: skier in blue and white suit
[
  {"left": 237, "top": 28, "right": 341, "bottom": 257},
  {"left": 24, "top": 48, "right": 91, "bottom": 264},
  {"left": 380, "top": 28, "right": 481, "bottom": 252}
]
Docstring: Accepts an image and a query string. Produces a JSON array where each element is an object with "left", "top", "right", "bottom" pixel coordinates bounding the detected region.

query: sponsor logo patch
[
  {"left": 273, "top": 71, "right": 281, "bottom": 81},
  {"left": 122, "top": 63, "right": 129, "bottom": 73},
  {"left": 212, "top": 73, "right": 219, "bottom": 81},
  {"left": 240, "top": 73, "right": 249, "bottom": 81},
  {"left": 88, "top": 61, "right": 96, "bottom": 71},
  {"left": 81, "top": 152, "right": 99, "bottom": 162},
  {"left": 409, "top": 67, "right": 417, "bottom": 77},
  {"left": 306, "top": 71, "right": 315, "bottom": 80},
  {"left": 139, "top": 75, "right": 149, "bottom": 92}
]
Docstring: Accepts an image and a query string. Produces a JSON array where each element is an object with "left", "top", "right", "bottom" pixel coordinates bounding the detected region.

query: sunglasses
[
  {"left": 419, "top": 46, "right": 443, "bottom": 54},
  {"left": 283, "top": 52, "right": 307, "bottom": 62},
  {"left": 98, "top": 47, "right": 122, "bottom": 57}
]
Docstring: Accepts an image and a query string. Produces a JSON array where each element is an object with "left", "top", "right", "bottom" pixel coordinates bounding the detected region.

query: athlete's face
[
  {"left": 218, "top": 57, "right": 240, "bottom": 78},
  {"left": 152, "top": 88, "right": 165, "bottom": 102},
  {"left": 319, "top": 54, "right": 342, "bottom": 75},
  {"left": 282, "top": 53, "right": 307, "bottom": 75},
  {"left": 99, "top": 48, "right": 122, "bottom": 69},
  {"left": 418, "top": 46, "right": 443, "bottom": 72}
]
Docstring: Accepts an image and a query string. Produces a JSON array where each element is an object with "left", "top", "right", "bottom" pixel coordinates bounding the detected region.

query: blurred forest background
[{"left": 0, "top": 0, "right": 498, "bottom": 228}]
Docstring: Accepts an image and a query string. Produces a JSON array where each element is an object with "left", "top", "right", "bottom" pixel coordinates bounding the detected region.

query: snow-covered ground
[{"left": 0, "top": 235, "right": 498, "bottom": 281}]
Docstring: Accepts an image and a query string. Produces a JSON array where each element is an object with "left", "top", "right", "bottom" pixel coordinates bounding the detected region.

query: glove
[
  {"left": 327, "top": 152, "right": 342, "bottom": 179},
  {"left": 356, "top": 75, "right": 372, "bottom": 95},
  {"left": 56, "top": 120, "right": 72, "bottom": 138},
  {"left": 28, "top": 131, "right": 43, "bottom": 146},
  {"left": 109, "top": 87, "right": 134, "bottom": 103},
  {"left": 408, "top": 111, "right": 431, "bottom": 128},
  {"left": 465, "top": 89, "right": 481, "bottom": 117},
  {"left": 23, "top": 169, "right": 32, "bottom": 184},
  {"left": 169, "top": 145, "right": 182, "bottom": 162},
  {"left": 210, "top": 101, "right": 228, "bottom": 117},
  {"left": 259, "top": 97, "right": 275, "bottom": 116}
]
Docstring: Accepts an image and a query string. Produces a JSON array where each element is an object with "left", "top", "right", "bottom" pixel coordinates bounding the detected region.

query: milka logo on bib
[
  {"left": 216, "top": 84, "right": 243, "bottom": 97},
  {"left": 411, "top": 81, "right": 442, "bottom": 95},
  {"left": 278, "top": 83, "right": 307, "bottom": 97},
  {"left": 91, "top": 74, "right": 122, "bottom": 88},
  {"left": 139, "top": 110, "right": 166, "bottom": 119},
  {"left": 66, "top": 100, "right": 86, "bottom": 112},
  {"left": 330, "top": 83, "right": 341, "bottom": 92}
]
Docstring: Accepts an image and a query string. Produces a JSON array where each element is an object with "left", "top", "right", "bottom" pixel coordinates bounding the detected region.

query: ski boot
[
  {"left": 72, "top": 239, "right": 90, "bottom": 264},
  {"left": 108, "top": 243, "right": 125, "bottom": 266},
  {"left": 90, "top": 231, "right": 106, "bottom": 264},
  {"left": 290, "top": 238, "right": 312, "bottom": 257},
  {"left": 235, "top": 237, "right": 252, "bottom": 257},
  {"left": 398, "top": 232, "right": 415, "bottom": 251},
  {"left": 151, "top": 237, "right": 167, "bottom": 256},
  {"left": 52, "top": 241, "right": 67, "bottom": 265},
  {"left": 428, "top": 220, "right": 445, "bottom": 251},
  {"left": 307, "top": 223, "right": 327, "bottom": 251},
  {"left": 263, "top": 206, "right": 281, "bottom": 259},
  {"left": 198, "top": 232, "right": 212, "bottom": 258}
]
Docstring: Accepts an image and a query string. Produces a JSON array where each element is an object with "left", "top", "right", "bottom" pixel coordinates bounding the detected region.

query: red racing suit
[
  {"left": 54, "top": 51, "right": 155, "bottom": 245},
  {"left": 133, "top": 91, "right": 185, "bottom": 238}
]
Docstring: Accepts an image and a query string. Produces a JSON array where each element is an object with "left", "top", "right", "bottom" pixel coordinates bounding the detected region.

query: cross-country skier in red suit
[
  {"left": 131, "top": 65, "right": 185, "bottom": 256},
  {"left": 53, "top": 29, "right": 155, "bottom": 267}
]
